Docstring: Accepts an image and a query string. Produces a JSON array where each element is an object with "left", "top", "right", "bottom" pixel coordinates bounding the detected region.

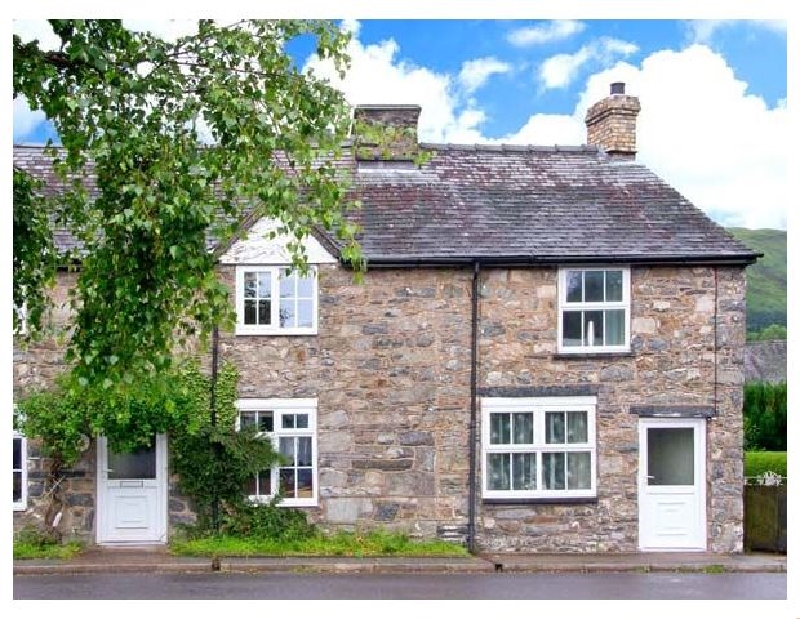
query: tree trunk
[{"left": 42, "top": 453, "right": 65, "bottom": 543}]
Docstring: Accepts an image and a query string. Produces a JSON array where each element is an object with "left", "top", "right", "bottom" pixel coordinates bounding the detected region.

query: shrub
[
  {"left": 743, "top": 382, "right": 787, "bottom": 451},
  {"left": 745, "top": 451, "right": 787, "bottom": 479},
  {"left": 221, "top": 501, "right": 318, "bottom": 542}
]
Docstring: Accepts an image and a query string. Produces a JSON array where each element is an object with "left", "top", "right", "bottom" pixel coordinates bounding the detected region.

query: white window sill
[
  {"left": 556, "top": 347, "right": 631, "bottom": 356},
  {"left": 236, "top": 327, "right": 318, "bottom": 337},
  {"left": 483, "top": 492, "right": 597, "bottom": 502},
  {"left": 13, "top": 504, "right": 27, "bottom": 512},
  {"left": 248, "top": 496, "right": 318, "bottom": 508}
]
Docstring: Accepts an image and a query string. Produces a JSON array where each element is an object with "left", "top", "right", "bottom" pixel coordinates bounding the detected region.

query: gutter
[
  {"left": 467, "top": 261, "right": 480, "bottom": 554},
  {"left": 352, "top": 253, "right": 761, "bottom": 269}
]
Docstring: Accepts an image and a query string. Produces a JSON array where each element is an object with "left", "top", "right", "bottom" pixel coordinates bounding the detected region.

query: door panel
[
  {"left": 638, "top": 419, "right": 706, "bottom": 550},
  {"left": 98, "top": 435, "right": 167, "bottom": 544}
]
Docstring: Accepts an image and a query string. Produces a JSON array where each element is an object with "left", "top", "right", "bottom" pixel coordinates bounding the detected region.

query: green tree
[
  {"left": 748, "top": 324, "right": 787, "bottom": 341},
  {"left": 13, "top": 19, "right": 364, "bottom": 391}
]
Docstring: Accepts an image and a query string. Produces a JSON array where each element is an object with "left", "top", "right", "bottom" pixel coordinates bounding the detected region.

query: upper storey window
[
  {"left": 558, "top": 267, "right": 630, "bottom": 353},
  {"left": 235, "top": 266, "right": 317, "bottom": 336}
]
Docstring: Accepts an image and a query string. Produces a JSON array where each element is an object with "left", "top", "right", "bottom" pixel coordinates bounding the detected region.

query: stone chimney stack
[
  {"left": 585, "top": 82, "right": 641, "bottom": 160},
  {"left": 352, "top": 104, "right": 421, "bottom": 161}
]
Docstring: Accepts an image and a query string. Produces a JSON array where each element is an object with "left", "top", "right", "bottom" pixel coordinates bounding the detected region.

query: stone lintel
[
  {"left": 477, "top": 385, "right": 599, "bottom": 398},
  {"left": 630, "top": 405, "right": 717, "bottom": 418}
]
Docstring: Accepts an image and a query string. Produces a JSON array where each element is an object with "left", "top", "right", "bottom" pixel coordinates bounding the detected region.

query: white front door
[
  {"left": 638, "top": 418, "right": 706, "bottom": 551},
  {"left": 97, "top": 435, "right": 168, "bottom": 544}
]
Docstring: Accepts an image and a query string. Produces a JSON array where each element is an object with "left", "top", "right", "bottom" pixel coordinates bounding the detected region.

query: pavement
[{"left": 13, "top": 546, "right": 787, "bottom": 576}]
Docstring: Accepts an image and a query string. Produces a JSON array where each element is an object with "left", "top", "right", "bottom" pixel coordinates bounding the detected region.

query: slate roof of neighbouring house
[
  {"left": 745, "top": 339, "right": 787, "bottom": 383},
  {"left": 13, "top": 143, "right": 760, "bottom": 266}
]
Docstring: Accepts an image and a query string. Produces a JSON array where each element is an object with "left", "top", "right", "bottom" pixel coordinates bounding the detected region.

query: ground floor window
[
  {"left": 235, "top": 398, "right": 317, "bottom": 507},
  {"left": 481, "top": 396, "right": 597, "bottom": 499},
  {"left": 13, "top": 432, "right": 26, "bottom": 510}
]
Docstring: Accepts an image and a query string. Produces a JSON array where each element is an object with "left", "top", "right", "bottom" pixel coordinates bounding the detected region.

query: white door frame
[
  {"left": 96, "top": 434, "right": 169, "bottom": 545},
  {"left": 638, "top": 417, "right": 706, "bottom": 551}
]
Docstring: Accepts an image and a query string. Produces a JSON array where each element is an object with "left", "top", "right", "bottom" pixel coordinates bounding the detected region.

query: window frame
[
  {"left": 235, "top": 266, "right": 318, "bottom": 336},
  {"left": 235, "top": 398, "right": 318, "bottom": 508},
  {"left": 14, "top": 302, "right": 27, "bottom": 336},
  {"left": 557, "top": 266, "right": 631, "bottom": 354},
  {"left": 13, "top": 431, "right": 27, "bottom": 511},
  {"left": 481, "top": 396, "right": 597, "bottom": 500}
]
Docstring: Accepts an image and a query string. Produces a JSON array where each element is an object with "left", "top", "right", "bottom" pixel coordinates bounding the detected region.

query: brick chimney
[
  {"left": 585, "top": 82, "right": 641, "bottom": 160},
  {"left": 352, "top": 104, "right": 421, "bottom": 161}
]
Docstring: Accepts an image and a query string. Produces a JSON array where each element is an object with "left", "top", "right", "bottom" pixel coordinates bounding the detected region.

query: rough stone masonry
[{"left": 14, "top": 261, "right": 746, "bottom": 553}]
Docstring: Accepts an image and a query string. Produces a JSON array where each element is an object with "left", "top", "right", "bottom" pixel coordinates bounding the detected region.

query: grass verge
[
  {"left": 14, "top": 540, "right": 83, "bottom": 560},
  {"left": 170, "top": 530, "right": 469, "bottom": 558}
]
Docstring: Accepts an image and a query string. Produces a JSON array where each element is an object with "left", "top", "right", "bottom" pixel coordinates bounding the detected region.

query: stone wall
[
  {"left": 13, "top": 438, "right": 97, "bottom": 543},
  {"left": 13, "top": 270, "right": 77, "bottom": 396},
  {"left": 12, "top": 263, "right": 746, "bottom": 552},
  {"left": 216, "top": 264, "right": 473, "bottom": 538},
  {"left": 475, "top": 265, "right": 745, "bottom": 552}
]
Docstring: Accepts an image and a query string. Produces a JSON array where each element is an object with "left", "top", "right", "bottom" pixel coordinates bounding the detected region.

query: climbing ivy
[{"left": 15, "top": 357, "right": 282, "bottom": 537}]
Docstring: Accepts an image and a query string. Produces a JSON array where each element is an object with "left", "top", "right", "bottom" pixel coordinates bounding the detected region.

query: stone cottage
[{"left": 13, "top": 83, "right": 759, "bottom": 552}]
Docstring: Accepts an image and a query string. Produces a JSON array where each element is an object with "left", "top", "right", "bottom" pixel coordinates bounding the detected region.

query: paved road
[{"left": 14, "top": 572, "right": 786, "bottom": 600}]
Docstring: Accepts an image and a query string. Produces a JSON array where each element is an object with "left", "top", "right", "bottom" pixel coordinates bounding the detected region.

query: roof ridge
[{"left": 418, "top": 142, "right": 601, "bottom": 154}]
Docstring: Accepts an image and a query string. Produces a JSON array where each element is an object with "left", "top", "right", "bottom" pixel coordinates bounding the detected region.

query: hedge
[
  {"left": 745, "top": 451, "right": 787, "bottom": 479},
  {"left": 743, "top": 382, "right": 787, "bottom": 451}
]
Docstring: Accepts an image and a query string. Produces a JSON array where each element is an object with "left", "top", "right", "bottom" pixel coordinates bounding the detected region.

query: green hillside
[{"left": 727, "top": 227, "right": 787, "bottom": 333}]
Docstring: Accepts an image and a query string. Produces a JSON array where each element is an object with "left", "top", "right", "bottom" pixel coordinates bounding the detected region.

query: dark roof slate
[
  {"left": 13, "top": 142, "right": 759, "bottom": 265},
  {"left": 348, "top": 144, "right": 758, "bottom": 264}
]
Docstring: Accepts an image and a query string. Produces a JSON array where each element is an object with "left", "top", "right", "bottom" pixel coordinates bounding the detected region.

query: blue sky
[{"left": 13, "top": 18, "right": 787, "bottom": 229}]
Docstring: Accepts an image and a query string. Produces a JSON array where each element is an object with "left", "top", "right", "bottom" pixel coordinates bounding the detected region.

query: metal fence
[{"left": 743, "top": 477, "right": 787, "bottom": 553}]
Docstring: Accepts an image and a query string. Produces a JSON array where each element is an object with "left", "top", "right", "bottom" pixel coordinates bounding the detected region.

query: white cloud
[
  {"left": 509, "top": 44, "right": 786, "bottom": 229},
  {"left": 303, "top": 20, "right": 484, "bottom": 143},
  {"left": 539, "top": 49, "right": 593, "bottom": 91},
  {"left": 686, "top": 19, "right": 787, "bottom": 44},
  {"left": 507, "top": 20, "right": 585, "bottom": 47},
  {"left": 123, "top": 19, "right": 198, "bottom": 42},
  {"left": 458, "top": 57, "right": 512, "bottom": 94},
  {"left": 538, "top": 38, "right": 638, "bottom": 90},
  {"left": 13, "top": 20, "right": 61, "bottom": 51}
]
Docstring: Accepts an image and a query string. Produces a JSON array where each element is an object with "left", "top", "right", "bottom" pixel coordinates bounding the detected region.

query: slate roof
[
  {"left": 745, "top": 339, "right": 787, "bottom": 383},
  {"left": 346, "top": 144, "right": 759, "bottom": 265},
  {"left": 13, "top": 143, "right": 760, "bottom": 266}
]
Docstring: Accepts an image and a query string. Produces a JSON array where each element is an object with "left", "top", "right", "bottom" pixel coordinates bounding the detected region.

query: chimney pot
[{"left": 610, "top": 82, "right": 626, "bottom": 95}]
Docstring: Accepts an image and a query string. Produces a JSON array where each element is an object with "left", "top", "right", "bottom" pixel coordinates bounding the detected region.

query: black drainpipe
[
  {"left": 210, "top": 326, "right": 220, "bottom": 533},
  {"left": 714, "top": 268, "right": 718, "bottom": 417},
  {"left": 467, "top": 261, "right": 480, "bottom": 554}
]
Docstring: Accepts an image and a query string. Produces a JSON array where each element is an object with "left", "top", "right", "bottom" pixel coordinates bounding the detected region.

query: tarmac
[{"left": 13, "top": 546, "right": 787, "bottom": 576}]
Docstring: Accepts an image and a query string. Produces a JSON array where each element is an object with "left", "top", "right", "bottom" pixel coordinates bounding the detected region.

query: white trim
[
  {"left": 638, "top": 417, "right": 707, "bottom": 551},
  {"left": 557, "top": 266, "right": 631, "bottom": 354},
  {"left": 96, "top": 434, "right": 169, "bottom": 545},
  {"left": 235, "top": 266, "right": 318, "bottom": 336},
  {"left": 14, "top": 302, "right": 27, "bottom": 336},
  {"left": 13, "top": 432, "right": 27, "bottom": 511},
  {"left": 481, "top": 396, "right": 597, "bottom": 500},
  {"left": 219, "top": 217, "right": 337, "bottom": 265},
  {"left": 235, "top": 398, "right": 318, "bottom": 508}
]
